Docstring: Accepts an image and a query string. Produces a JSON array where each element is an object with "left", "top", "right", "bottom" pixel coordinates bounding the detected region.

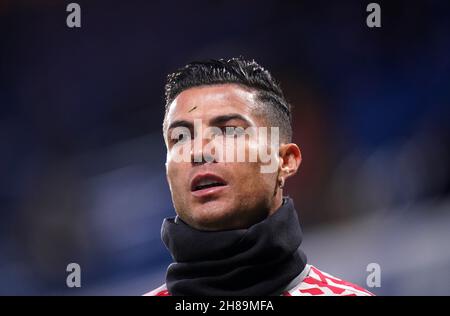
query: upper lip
[{"left": 190, "top": 173, "right": 227, "bottom": 191}]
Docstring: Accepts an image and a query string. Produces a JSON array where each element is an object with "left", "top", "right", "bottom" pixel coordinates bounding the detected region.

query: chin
[{"left": 188, "top": 201, "right": 239, "bottom": 231}]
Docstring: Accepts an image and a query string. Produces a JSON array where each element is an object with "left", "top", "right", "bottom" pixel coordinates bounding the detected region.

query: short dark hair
[{"left": 163, "top": 57, "right": 292, "bottom": 142}]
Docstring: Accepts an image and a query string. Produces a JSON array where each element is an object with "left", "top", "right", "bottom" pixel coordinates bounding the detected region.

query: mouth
[{"left": 190, "top": 173, "right": 228, "bottom": 197}]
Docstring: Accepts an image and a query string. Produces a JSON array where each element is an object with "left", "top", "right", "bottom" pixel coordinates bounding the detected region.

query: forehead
[{"left": 166, "top": 84, "right": 259, "bottom": 124}]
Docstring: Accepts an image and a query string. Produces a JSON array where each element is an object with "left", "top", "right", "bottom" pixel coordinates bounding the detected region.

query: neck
[
  {"left": 161, "top": 196, "right": 307, "bottom": 296},
  {"left": 269, "top": 190, "right": 284, "bottom": 217}
]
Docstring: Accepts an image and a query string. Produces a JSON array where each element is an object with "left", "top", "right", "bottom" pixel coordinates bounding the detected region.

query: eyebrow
[
  {"left": 167, "top": 113, "right": 252, "bottom": 131},
  {"left": 209, "top": 113, "right": 252, "bottom": 126},
  {"left": 167, "top": 119, "right": 194, "bottom": 131}
]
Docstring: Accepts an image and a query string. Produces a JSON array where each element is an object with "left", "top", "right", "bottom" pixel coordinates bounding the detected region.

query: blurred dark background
[{"left": 1, "top": 0, "right": 449, "bottom": 295}]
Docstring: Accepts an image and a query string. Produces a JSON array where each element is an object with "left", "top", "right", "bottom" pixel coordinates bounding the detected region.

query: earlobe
[{"left": 278, "top": 177, "right": 285, "bottom": 189}]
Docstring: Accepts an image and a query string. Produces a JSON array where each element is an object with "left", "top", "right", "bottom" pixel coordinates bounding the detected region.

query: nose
[{"left": 190, "top": 133, "right": 220, "bottom": 165}]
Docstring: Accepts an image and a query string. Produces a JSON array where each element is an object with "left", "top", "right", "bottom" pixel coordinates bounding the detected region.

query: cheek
[
  {"left": 234, "top": 162, "right": 275, "bottom": 191},
  {"left": 166, "top": 159, "right": 185, "bottom": 190},
  {"left": 244, "top": 135, "right": 280, "bottom": 176}
]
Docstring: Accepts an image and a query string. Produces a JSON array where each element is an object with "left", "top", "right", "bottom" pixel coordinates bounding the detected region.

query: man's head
[{"left": 162, "top": 57, "right": 302, "bottom": 231}]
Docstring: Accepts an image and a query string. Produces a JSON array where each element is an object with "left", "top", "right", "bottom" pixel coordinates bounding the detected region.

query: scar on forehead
[{"left": 188, "top": 105, "right": 197, "bottom": 113}]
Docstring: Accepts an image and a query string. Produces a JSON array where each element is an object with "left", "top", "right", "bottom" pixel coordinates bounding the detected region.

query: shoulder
[
  {"left": 283, "top": 265, "right": 374, "bottom": 296},
  {"left": 143, "top": 283, "right": 171, "bottom": 296}
]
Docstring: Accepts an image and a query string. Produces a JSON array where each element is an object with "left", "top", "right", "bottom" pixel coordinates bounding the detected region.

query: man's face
[{"left": 164, "top": 84, "right": 281, "bottom": 231}]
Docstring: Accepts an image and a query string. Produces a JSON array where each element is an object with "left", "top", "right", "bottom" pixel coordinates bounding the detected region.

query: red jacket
[{"left": 144, "top": 264, "right": 374, "bottom": 296}]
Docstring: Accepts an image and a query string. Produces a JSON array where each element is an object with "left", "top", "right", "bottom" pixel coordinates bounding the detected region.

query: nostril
[{"left": 191, "top": 152, "right": 217, "bottom": 165}]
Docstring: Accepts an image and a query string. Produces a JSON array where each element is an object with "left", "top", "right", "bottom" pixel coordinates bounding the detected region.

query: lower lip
[{"left": 191, "top": 185, "right": 228, "bottom": 198}]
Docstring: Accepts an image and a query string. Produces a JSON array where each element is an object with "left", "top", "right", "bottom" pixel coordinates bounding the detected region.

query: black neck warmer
[{"left": 161, "top": 197, "right": 307, "bottom": 296}]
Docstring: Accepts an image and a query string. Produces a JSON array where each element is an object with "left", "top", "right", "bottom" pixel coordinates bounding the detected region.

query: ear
[{"left": 278, "top": 143, "right": 302, "bottom": 181}]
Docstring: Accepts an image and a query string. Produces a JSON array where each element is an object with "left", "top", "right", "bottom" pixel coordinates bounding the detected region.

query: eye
[
  {"left": 224, "top": 126, "right": 245, "bottom": 137},
  {"left": 171, "top": 131, "right": 190, "bottom": 144}
]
